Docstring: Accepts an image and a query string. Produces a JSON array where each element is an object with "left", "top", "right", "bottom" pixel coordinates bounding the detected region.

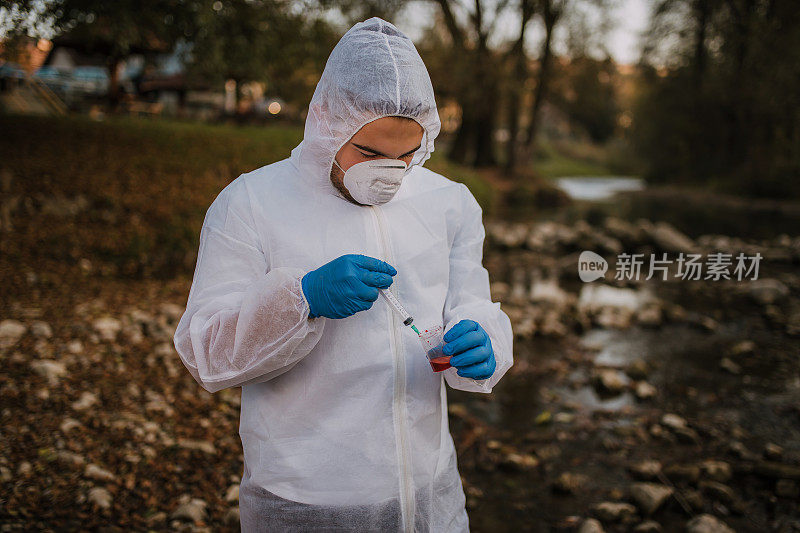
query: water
[{"left": 554, "top": 176, "right": 644, "bottom": 201}]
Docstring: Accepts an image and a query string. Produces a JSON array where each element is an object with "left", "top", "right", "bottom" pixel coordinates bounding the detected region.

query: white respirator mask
[{"left": 334, "top": 157, "right": 408, "bottom": 206}]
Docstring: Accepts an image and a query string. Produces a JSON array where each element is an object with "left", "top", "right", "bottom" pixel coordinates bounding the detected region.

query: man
[{"left": 173, "top": 17, "right": 513, "bottom": 532}]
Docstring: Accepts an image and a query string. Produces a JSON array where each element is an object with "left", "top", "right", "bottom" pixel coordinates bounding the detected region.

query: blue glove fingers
[
  {"left": 443, "top": 330, "right": 487, "bottom": 356},
  {"left": 359, "top": 270, "right": 394, "bottom": 289},
  {"left": 443, "top": 319, "right": 478, "bottom": 343},
  {"left": 455, "top": 355, "right": 496, "bottom": 379},
  {"left": 350, "top": 254, "right": 397, "bottom": 276},
  {"left": 449, "top": 345, "right": 492, "bottom": 368}
]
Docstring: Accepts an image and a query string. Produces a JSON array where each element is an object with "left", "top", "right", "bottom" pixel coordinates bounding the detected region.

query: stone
[
  {"left": 660, "top": 414, "right": 687, "bottom": 430},
  {"left": 578, "top": 518, "right": 605, "bottom": 533},
  {"left": 66, "top": 340, "right": 84, "bottom": 354},
  {"left": 553, "top": 472, "right": 589, "bottom": 494},
  {"left": 775, "top": 479, "right": 799, "bottom": 499},
  {"left": 629, "top": 483, "right": 673, "bottom": 515},
  {"left": 92, "top": 317, "right": 122, "bottom": 342},
  {"left": 30, "top": 321, "right": 52, "bottom": 338},
  {"left": 30, "top": 360, "right": 67, "bottom": 386},
  {"left": 685, "top": 514, "right": 735, "bottom": 533},
  {"left": 591, "top": 502, "right": 637, "bottom": 523},
  {"left": 0, "top": 319, "right": 26, "bottom": 349},
  {"left": 663, "top": 463, "right": 700, "bottom": 483},
  {"left": 635, "top": 381, "right": 657, "bottom": 400},
  {"left": 226, "top": 484, "right": 240, "bottom": 502},
  {"left": 747, "top": 279, "right": 789, "bottom": 305},
  {"left": 729, "top": 340, "right": 755, "bottom": 356},
  {"left": 84, "top": 463, "right": 116, "bottom": 482},
  {"left": 56, "top": 451, "right": 85, "bottom": 468},
  {"left": 718, "top": 357, "right": 741, "bottom": 374},
  {"left": 171, "top": 494, "right": 208, "bottom": 523},
  {"left": 593, "top": 368, "right": 629, "bottom": 394},
  {"left": 88, "top": 487, "right": 112, "bottom": 509},
  {"left": 625, "top": 359, "right": 650, "bottom": 380},
  {"left": 224, "top": 506, "right": 240, "bottom": 527},
  {"left": 633, "top": 521, "right": 662, "bottom": 533},
  {"left": 72, "top": 391, "right": 98, "bottom": 411},
  {"left": 177, "top": 439, "right": 217, "bottom": 455},
  {"left": 60, "top": 418, "right": 83, "bottom": 433},
  {"left": 699, "top": 481, "right": 736, "bottom": 503},
  {"left": 764, "top": 442, "right": 783, "bottom": 460},
  {"left": 650, "top": 222, "right": 697, "bottom": 254},
  {"left": 629, "top": 460, "right": 662, "bottom": 480},
  {"left": 701, "top": 460, "right": 732, "bottom": 483}
]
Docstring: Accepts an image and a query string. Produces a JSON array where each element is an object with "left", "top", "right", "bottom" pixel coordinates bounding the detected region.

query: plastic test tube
[{"left": 379, "top": 288, "right": 414, "bottom": 326}]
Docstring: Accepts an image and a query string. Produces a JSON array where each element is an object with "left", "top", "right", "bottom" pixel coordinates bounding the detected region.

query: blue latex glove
[
  {"left": 443, "top": 320, "right": 496, "bottom": 379},
  {"left": 302, "top": 254, "right": 397, "bottom": 319}
]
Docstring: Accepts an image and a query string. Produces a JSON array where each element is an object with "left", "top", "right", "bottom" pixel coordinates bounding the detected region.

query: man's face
[{"left": 330, "top": 116, "right": 424, "bottom": 205}]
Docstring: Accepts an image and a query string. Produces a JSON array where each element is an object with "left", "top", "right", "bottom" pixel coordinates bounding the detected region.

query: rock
[
  {"left": 593, "top": 368, "right": 630, "bottom": 394},
  {"left": 66, "top": 340, "right": 84, "bottom": 354},
  {"left": 674, "top": 427, "right": 700, "bottom": 445},
  {"left": 17, "top": 461, "right": 32, "bottom": 476},
  {"left": 650, "top": 222, "right": 697, "bottom": 254},
  {"left": 747, "top": 279, "right": 789, "bottom": 305},
  {"left": 633, "top": 520, "right": 662, "bottom": 533},
  {"left": 578, "top": 518, "right": 605, "bottom": 533},
  {"left": 88, "top": 487, "right": 112, "bottom": 509},
  {"left": 30, "top": 360, "right": 68, "bottom": 386},
  {"left": 72, "top": 391, "right": 98, "bottom": 411},
  {"left": 686, "top": 514, "right": 735, "bottom": 533},
  {"left": 764, "top": 442, "right": 783, "bottom": 460},
  {"left": 699, "top": 481, "right": 736, "bottom": 503},
  {"left": 553, "top": 472, "right": 589, "bottom": 494},
  {"left": 0, "top": 466, "right": 11, "bottom": 483},
  {"left": 30, "top": 321, "right": 52, "bottom": 338},
  {"left": 701, "top": 460, "right": 732, "bottom": 483},
  {"left": 660, "top": 413, "right": 687, "bottom": 430},
  {"left": 171, "top": 494, "right": 208, "bottom": 523},
  {"left": 629, "top": 460, "right": 662, "bottom": 480},
  {"left": 60, "top": 418, "right": 83, "bottom": 433},
  {"left": 727, "top": 441, "right": 757, "bottom": 460},
  {"left": 84, "top": 463, "right": 116, "bottom": 482},
  {"left": 224, "top": 506, "right": 240, "bottom": 527},
  {"left": 719, "top": 358, "right": 741, "bottom": 374},
  {"left": 56, "top": 451, "right": 85, "bottom": 468},
  {"left": 591, "top": 502, "right": 637, "bottom": 523},
  {"left": 729, "top": 340, "right": 755, "bottom": 356},
  {"left": 635, "top": 381, "right": 657, "bottom": 400},
  {"left": 629, "top": 483, "right": 673, "bottom": 515},
  {"left": 529, "top": 278, "right": 573, "bottom": 308},
  {"left": 177, "top": 439, "right": 216, "bottom": 455},
  {"left": 636, "top": 305, "right": 663, "bottom": 327},
  {"left": 0, "top": 319, "right": 26, "bottom": 349},
  {"left": 775, "top": 479, "right": 799, "bottom": 498},
  {"left": 683, "top": 489, "right": 704, "bottom": 511},
  {"left": 663, "top": 463, "right": 700, "bottom": 483},
  {"left": 579, "top": 285, "right": 655, "bottom": 315},
  {"left": 226, "top": 484, "right": 240, "bottom": 502},
  {"left": 92, "top": 317, "right": 121, "bottom": 342},
  {"left": 625, "top": 359, "right": 650, "bottom": 380}
]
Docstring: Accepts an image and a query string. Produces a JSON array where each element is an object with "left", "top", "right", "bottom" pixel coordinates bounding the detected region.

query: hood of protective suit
[{"left": 291, "top": 17, "right": 441, "bottom": 197}]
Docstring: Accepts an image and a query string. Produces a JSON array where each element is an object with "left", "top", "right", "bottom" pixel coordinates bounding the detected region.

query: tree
[{"left": 8, "top": 0, "right": 194, "bottom": 108}]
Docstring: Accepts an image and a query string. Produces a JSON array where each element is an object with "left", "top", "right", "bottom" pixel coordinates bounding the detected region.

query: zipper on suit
[{"left": 370, "top": 205, "right": 415, "bottom": 533}]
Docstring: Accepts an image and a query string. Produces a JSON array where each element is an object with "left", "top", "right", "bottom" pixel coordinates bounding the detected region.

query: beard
[{"left": 329, "top": 161, "right": 363, "bottom": 205}]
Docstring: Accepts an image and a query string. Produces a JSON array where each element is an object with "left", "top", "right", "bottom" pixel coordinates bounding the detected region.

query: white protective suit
[{"left": 173, "top": 17, "right": 514, "bottom": 533}]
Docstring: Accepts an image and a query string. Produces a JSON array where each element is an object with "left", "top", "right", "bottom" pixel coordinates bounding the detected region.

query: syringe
[{"left": 379, "top": 288, "right": 418, "bottom": 332}]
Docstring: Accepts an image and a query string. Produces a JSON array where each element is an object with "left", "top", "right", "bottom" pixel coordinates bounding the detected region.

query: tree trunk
[
  {"left": 524, "top": 2, "right": 557, "bottom": 151},
  {"left": 107, "top": 56, "right": 122, "bottom": 112},
  {"left": 504, "top": 0, "right": 534, "bottom": 176}
]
